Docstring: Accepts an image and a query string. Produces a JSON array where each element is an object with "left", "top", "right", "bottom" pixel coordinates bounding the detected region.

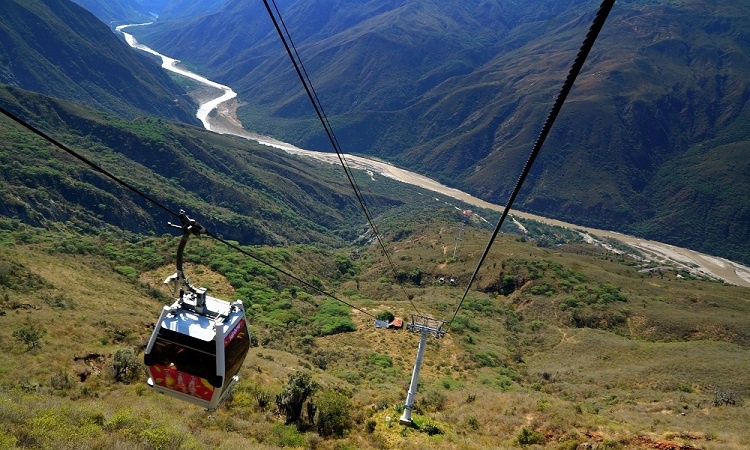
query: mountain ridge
[{"left": 1, "top": 76, "right": 496, "bottom": 250}]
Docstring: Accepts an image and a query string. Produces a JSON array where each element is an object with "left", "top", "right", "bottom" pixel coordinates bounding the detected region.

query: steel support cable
[
  {"left": 264, "top": 0, "right": 387, "bottom": 255},
  {"left": 270, "top": 0, "right": 385, "bottom": 240},
  {"left": 446, "top": 0, "right": 617, "bottom": 327},
  {"left": 0, "top": 104, "right": 180, "bottom": 221},
  {"left": 263, "top": 0, "right": 366, "bottom": 216},
  {"left": 267, "top": 0, "right": 377, "bottom": 242},
  {"left": 269, "top": 0, "right": 368, "bottom": 212},
  {"left": 0, "top": 104, "right": 377, "bottom": 319},
  {"left": 263, "top": 0, "right": 422, "bottom": 315},
  {"left": 269, "top": 0, "right": 352, "bottom": 181}
]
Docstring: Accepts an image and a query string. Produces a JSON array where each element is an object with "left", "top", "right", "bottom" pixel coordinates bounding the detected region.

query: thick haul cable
[
  {"left": 262, "top": 0, "right": 423, "bottom": 315},
  {"left": 447, "top": 0, "right": 617, "bottom": 326}
]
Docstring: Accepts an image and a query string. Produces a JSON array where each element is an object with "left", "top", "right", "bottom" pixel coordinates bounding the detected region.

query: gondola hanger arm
[{"left": 165, "top": 210, "right": 208, "bottom": 312}]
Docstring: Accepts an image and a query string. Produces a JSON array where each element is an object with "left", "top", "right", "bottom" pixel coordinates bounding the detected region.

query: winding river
[
  {"left": 116, "top": 24, "right": 750, "bottom": 288},
  {"left": 116, "top": 23, "right": 236, "bottom": 130}
]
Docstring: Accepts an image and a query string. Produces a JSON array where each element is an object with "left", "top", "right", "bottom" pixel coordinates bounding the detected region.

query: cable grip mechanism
[{"left": 164, "top": 210, "right": 207, "bottom": 313}]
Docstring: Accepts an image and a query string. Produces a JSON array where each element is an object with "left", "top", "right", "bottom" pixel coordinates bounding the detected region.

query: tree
[
  {"left": 376, "top": 310, "right": 395, "bottom": 322},
  {"left": 276, "top": 371, "right": 319, "bottom": 427},
  {"left": 111, "top": 348, "right": 142, "bottom": 383},
  {"left": 315, "top": 390, "right": 352, "bottom": 438},
  {"left": 13, "top": 324, "right": 46, "bottom": 350},
  {"left": 517, "top": 427, "right": 545, "bottom": 445},
  {"left": 500, "top": 274, "right": 517, "bottom": 295},
  {"left": 333, "top": 253, "right": 355, "bottom": 276}
]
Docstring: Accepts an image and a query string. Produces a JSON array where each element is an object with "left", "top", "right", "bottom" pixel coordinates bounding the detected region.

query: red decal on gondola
[{"left": 149, "top": 364, "right": 214, "bottom": 401}]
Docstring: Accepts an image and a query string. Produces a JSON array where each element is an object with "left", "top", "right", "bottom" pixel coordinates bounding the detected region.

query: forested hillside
[
  {"left": 1, "top": 0, "right": 495, "bottom": 251},
  {"left": 69, "top": 0, "right": 161, "bottom": 24},
  {"left": 70, "top": 0, "right": 227, "bottom": 24},
  {"left": 157, "top": 0, "right": 227, "bottom": 21},
  {"left": 132, "top": 0, "right": 750, "bottom": 264},
  {"left": 0, "top": 85, "right": 438, "bottom": 246},
  {"left": 0, "top": 0, "right": 197, "bottom": 123}
]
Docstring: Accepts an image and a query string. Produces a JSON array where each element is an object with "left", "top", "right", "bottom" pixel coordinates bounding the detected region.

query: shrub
[
  {"left": 111, "top": 348, "right": 142, "bottom": 383},
  {"left": 315, "top": 390, "right": 352, "bottom": 438},
  {"left": 140, "top": 426, "right": 184, "bottom": 450},
  {"left": 451, "top": 316, "right": 480, "bottom": 334},
  {"left": 713, "top": 388, "right": 742, "bottom": 406},
  {"left": 313, "top": 300, "right": 355, "bottom": 336},
  {"left": 418, "top": 390, "right": 446, "bottom": 412},
  {"left": 376, "top": 310, "right": 395, "bottom": 322},
  {"left": 422, "top": 421, "right": 443, "bottom": 436},
  {"left": 268, "top": 422, "right": 307, "bottom": 447},
  {"left": 13, "top": 324, "right": 46, "bottom": 350},
  {"left": 529, "top": 282, "right": 556, "bottom": 296},
  {"left": 334, "top": 254, "right": 358, "bottom": 277},
  {"left": 517, "top": 427, "right": 545, "bottom": 445},
  {"left": 113, "top": 266, "right": 138, "bottom": 280},
  {"left": 570, "top": 307, "right": 628, "bottom": 329},
  {"left": 472, "top": 351, "right": 501, "bottom": 368},
  {"left": 369, "top": 353, "right": 393, "bottom": 369},
  {"left": 50, "top": 369, "right": 73, "bottom": 391},
  {"left": 42, "top": 293, "right": 74, "bottom": 309},
  {"left": 335, "top": 369, "right": 362, "bottom": 385},
  {"left": 0, "top": 430, "right": 17, "bottom": 448},
  {"left": 312, "top": 351, "right": 332, "bottom": 370},
  {"left": 104, "top": 411, "right": 140, "bottom": 432},
  {"left": 276, "top": 372, "right": 319, "bottom": 427},
  {"left": 500, "top": 275, "right": 517, "bottom": 295},
  {"left": 0, "top": 260, "right": 50, "bottom": 292},
  {"left": 254, "top": 388, "right": 273, "bottom": 411}
]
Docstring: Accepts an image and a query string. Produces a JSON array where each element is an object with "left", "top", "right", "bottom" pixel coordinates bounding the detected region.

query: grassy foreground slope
[{"left": 0, "top": 218, "right": 748, "bottom": 450}]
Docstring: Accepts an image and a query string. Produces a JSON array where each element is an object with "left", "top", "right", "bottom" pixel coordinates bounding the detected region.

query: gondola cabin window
[
  {"left": 224, "top": 318, "right": 250, "bottom": 381},
  {"left": 148, "top": 328, "right": 218, "bottom": 384}
]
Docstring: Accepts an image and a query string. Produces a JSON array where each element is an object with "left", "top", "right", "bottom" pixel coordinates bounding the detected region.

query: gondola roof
[{"left": 160, "top": 295, "right": 235, "bottom": 342}]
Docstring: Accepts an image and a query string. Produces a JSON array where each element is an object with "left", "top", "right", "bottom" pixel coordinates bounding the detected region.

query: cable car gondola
[{"left": 144, "top": 212, "right": 250, "bottom": 411}]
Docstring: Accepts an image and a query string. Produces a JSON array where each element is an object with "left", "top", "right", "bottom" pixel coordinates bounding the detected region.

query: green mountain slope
[
  {"left": 132, "top": 0, "right": 750, "bottom": 263},
  {"left": 0, "top": 0, "right": 198, "bottom": 124},
  {"left": 157, "top": 0, "right": 227, "bottom": 21},
  {"left": 71, "top": 0, "right": 226, "bottom": 24},
  {"left": 0, "top": 85, "right": 429, "bottom": 246},
  {"left": 69, "top": 0, "right": 158, "bottom": 24}
]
